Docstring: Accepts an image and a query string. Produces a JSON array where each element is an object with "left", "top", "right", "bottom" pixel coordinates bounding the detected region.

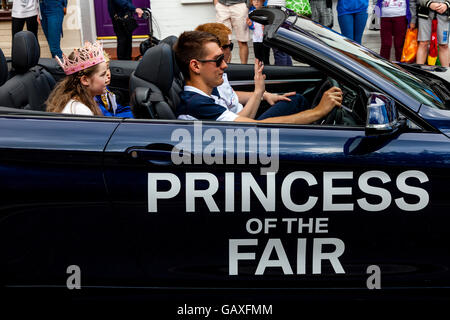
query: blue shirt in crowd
[{"left": 337, "top": 0, "right": 369, "bottom": 16}]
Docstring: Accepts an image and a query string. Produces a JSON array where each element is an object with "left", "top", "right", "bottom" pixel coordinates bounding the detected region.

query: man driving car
[
  {"left": 174, "top": 31, "right": 342, "bottom": 123},
  {"left": 195, "top": 22, "right": 298, "bottom": 116}
]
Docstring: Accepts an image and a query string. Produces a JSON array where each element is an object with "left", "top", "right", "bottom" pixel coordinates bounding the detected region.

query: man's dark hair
[{"left": 174, "top": 31, "right": 220, "bottom": 80}]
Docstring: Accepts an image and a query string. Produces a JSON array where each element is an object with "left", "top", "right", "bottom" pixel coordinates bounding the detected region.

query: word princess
[{"left": 170, "top": 122, "right": 279, "bottom": 174}]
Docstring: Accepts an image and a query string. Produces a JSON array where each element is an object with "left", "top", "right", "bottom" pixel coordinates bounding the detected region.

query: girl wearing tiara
[
  {"left": 94, "top": 51, "right": 134, "bottom": 118},
  {"left": 46, "top": 41, "right": 108, "bottom": 115}
]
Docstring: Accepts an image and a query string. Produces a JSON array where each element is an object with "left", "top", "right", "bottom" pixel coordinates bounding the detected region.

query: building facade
[{"left": 0, "top": 0, "right": 216, "bottom": 58}]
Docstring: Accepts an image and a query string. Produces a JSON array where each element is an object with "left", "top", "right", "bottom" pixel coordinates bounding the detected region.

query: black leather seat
[
  {"left": 0, "top": 31, "right": 56, "bottom": 111},
  {"left": 160, "top": 35, "right": 184, "bottom": 109},
  {"left": 130, "top": 36, "right": 183, "bottom": 119},
  {"left": 0, "top": 48, "right": 8, "bottom": 87}
]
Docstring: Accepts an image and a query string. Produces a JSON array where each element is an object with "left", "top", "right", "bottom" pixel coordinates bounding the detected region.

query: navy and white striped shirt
[{"left": 177, "top": 86, "right": 239, "bottom": 121}]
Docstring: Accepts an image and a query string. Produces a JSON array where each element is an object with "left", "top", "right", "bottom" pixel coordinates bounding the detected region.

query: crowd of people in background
[
  {"left": 11, "top": 0, "right": 66, "bottom": 58},
  {"left": 212, "top": 0, "right": 450, "bottom": 67},
  {"left": 6, "top": 0, "right": 449, "bottom": 117},
  {"left": 10, "top": 0, "right": 450, "bottom": 66}
]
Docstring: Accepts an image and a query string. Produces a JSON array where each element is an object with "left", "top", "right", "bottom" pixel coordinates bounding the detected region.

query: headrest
[
  {"left": 12, "top": 31, "right": 40, "bottom": 73},
  {"left": 160, "top": 35, "right": 182, "bottom": 77},
  {"left": 160, "top": 35, "right": 178, "bottom": 48},
  {"left": 0, "top": 48, "right": 7, "bottom": 86},
  {"left": 134, "top": 43, "right": 174, "bottom": 95}
]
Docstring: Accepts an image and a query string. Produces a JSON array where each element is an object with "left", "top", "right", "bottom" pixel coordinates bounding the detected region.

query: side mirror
[{"left": 365, "top": 93, "right": 402, "bottom": 135}]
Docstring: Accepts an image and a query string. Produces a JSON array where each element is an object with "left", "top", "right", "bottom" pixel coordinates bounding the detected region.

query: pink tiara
[{"left": 56, "top": 41, "right": 106, "bottom": 75}]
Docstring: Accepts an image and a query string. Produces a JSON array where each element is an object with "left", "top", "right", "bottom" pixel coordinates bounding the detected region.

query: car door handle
[{"left": 126, "top": 143, "right": 187, "bottom": 166}]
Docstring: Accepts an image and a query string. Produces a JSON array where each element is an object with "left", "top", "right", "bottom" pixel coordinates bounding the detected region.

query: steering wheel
[{"left": 311, "top": 77, "right": 341, "bottom": 125}]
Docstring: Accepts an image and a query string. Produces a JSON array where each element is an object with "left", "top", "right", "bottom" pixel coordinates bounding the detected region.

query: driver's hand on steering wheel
[{"left": 314, "top": 86, "right": 343, "bottom": 118}]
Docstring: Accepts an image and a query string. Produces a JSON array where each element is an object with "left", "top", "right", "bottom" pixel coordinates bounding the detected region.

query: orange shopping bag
[{"left": 401, "top": 28, "right": 418, "bottom": 63}]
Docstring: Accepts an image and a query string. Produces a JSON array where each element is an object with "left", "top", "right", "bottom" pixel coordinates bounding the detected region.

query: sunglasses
[
  {"left": 222, "top": 42, "right": 234, "bottom": 51},
  {"left": 196, "top": 54, "right": 225, "bottom": 67}
]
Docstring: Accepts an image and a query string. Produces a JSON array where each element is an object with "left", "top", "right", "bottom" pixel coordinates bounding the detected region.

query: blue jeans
[
  {"left": 338, "top": 11, "right": 368, "bottom": 44},
  {"left": 39, "top": 0, "right": 64, "bottom": 58},
  {"left": 272, "top": 48, "right": 292, "bottom": 66},
  {"left": 257, "top": 94, "right": 310, "bottom": 120}
]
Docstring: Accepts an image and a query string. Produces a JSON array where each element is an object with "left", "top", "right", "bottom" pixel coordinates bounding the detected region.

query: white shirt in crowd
[
  {"left": 381, "top": 0, "right": 407, "bottom": 17},
  {"left": 62, "top": 100, "right": 94, "bottom": 116},
  {"left": 12, "top": 0, "right": 39, "bottom": 19},
  {"left": 252, "top": 22, "right": 264, "bottom": 43}
]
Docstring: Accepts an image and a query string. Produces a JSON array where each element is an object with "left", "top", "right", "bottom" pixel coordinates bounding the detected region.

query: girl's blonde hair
[
  {"left": 103, "top": 50, "right": 111, "bottom": 63},
  {"left": 46, "top": 52, "right": 103, "bottom": 115}
]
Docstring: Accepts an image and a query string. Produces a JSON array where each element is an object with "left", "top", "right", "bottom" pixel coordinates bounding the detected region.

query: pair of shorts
[
  {"left": 310, "top": 0, "right": 333, "bottom": 27},
  {"left": 418, "top": 13, "right": 450, "bottom": 44},
  {"left": 215, "top": 2, "right": 250, "bottom": 42}
]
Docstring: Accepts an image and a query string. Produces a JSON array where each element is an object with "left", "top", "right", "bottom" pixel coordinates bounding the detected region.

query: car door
[
  {"left": 103, "top": 119, "right": 261, "bottom": 287},
  {"left": 0, "top": 110, "right": 121, "bottom": 287},
  {"left": 103, "top": 116, "right": 450, "bottom": 296}
]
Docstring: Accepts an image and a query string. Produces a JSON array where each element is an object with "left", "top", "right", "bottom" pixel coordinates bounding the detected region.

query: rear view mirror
[{"left": 365, "top": 93, "right": 402, "bottom": 135}]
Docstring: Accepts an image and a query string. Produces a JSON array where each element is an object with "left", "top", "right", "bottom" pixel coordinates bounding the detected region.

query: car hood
[{"left": 395, "top": 63, "right": 450, "bottom": 84}]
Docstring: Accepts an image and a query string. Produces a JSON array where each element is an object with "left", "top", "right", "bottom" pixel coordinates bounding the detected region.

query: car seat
[
  {"left": 0, "top": 31, "right": 56, "bottom": 111},
  {"left": 0, "top": 48, "right": 8, "bottom": 87},
  {"left": 160, "top": 35, "right": 184, "bottom": 105},
  {"left": 129, "top": 36, "right": 183, "bottom": 119}
]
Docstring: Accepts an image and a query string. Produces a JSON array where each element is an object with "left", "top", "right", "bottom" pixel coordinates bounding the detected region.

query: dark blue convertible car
[{"left": 0, "top": 7, "right": 449, "bottom": 305}]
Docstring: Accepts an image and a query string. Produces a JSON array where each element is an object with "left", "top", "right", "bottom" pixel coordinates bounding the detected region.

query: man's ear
[
  {"left": 80, "top": 74, "right": 90, "bottom": 87},
  {"left": 189, "top": 59, "right": 201, "bottom": 76}
]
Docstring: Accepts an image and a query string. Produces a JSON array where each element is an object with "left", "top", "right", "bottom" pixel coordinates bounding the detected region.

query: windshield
[{"left": 287, "top": 16, "right": 446, "bottom": 109}]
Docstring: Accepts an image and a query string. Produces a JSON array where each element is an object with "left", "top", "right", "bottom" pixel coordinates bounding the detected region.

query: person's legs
[
  {"left": 238, "top": 41, "right": 249, "bottom": 64},
  {"left": 25, "top": 15, "right": 39, "bottom": 40},
  {"left": 438, "top": 45, "right": 449, "bottom": 66},
  {"left": 230, "top": 3, "right": 249, "bottom": 64},
  {"left": 310, "top": 0, "right": 320, "bottom": 22},
  {"left": 262, "top": 44, "right": 271, "bottom": 65},
  {"left": 46, "top": 12, "right": 63, "bottom": 58},
  {"left": 353, "top": 10, "right": 368, "bottom": 44},
  {"left": 11, "top": 17, "right": 26, "bottom": 40},
  {"left": 253, "top": 42, "right": 264, "bottom": 62},
  {"left": 338, "top": 14, "right": 354, "bottom": 40},
  {"left": 417, "top": 17, "right": 431, "bottom": 64},
  {"left": 112, "top": 18, "right": 132, "bottom": 60},
  {"left": 436, "top": 14, "right": 450, "bottom": 67},
  {"left": 272, "top": 48, "right": 292, "bottom": 66},
  {"left": 215, "top": 2, "right": 232, "bottom": 28},
  {"left": 39, "top": 1, "right": 49, "bottom": 39},
  {"left": 257, "top": 94, "right": 309, "bottom": 120},
  {"left": 311, "top": 0, "right": 331, "bottom": 26},
  {"left": 124, "top": 31, "right": 133, "bottom": 60},
  {"left": 416, "top": 41, "right": 429, "bottom": 64},
  {"left": 380, "top": 17, "right": 394, "bottom": 60},
  {"left": 392, "top": 16, "right": 408, "bottom": 61},
  {"left": 40, "top": 2, "right": 64, "bottom": 58}
]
